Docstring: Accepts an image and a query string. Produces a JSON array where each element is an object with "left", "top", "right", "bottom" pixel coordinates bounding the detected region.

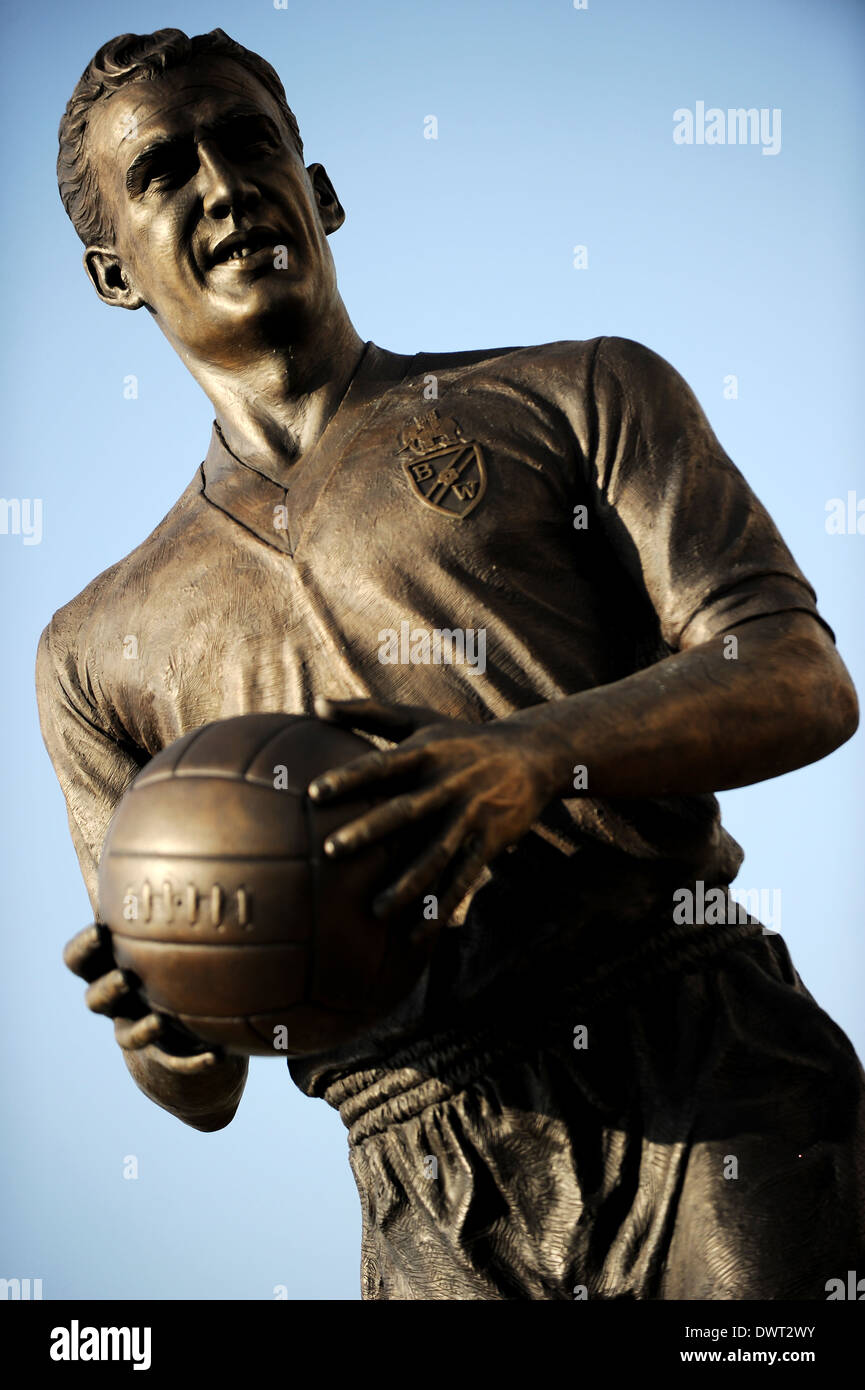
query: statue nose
[{"left": 199, "top": 144, "right": 259, "bottom": 220}]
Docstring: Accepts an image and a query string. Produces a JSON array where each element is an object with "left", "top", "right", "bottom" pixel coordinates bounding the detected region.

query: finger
[
  {"left": 63, "top": 923, "right": 115, "bottom": 982},
  {"left": 308, "top": 744, "right": 427, "bottom": 803},
  {"left": 314, "top": 695, "right": 447, "bottom": 741},
  {"left": 144, "top": 1047, "right": 220, "bottom": 1076},
  {"left": 373, "top": 814, "right": 470, "bottom": 920},
  {"left": 436, "top": 838, "right": 489, "bottom": 924},
  {"left": 84, "top": 968, "right": 142, "bottom": 1018},
  {"left": 323, "top": 782, "right": 454, "bottom": 859},
  {"left": 114, "top": 1013, "right": 164, "bottom": 1051}
]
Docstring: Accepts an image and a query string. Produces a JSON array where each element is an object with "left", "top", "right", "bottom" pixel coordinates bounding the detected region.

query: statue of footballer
[{"left": 38, "top": 27, "right": 865, "bottom": 1300}]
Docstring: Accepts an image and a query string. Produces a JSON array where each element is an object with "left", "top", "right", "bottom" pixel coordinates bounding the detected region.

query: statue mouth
[{"left": 207, "top": 225, "right": 289, "bottom": 269}]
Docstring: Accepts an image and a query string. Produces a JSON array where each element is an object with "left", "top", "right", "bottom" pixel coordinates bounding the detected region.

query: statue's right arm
[{"left": 35, "top": 622, "right": 249, "bottom": 1131}]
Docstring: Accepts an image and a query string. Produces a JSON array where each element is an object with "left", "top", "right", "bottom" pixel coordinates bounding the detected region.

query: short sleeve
[
  {"left": 35, "top": 621, "right": 143, "bottom": 916},
  {"left": 586, "top": 336, "right": 835, "bottom": 650}
]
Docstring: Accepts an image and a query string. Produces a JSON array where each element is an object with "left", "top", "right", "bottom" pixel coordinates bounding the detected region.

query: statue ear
[
  {"left": 83, "top": 247, "right": 145, "bottom": 310},
  {"left": 307, "top": 163, "right": 346, "bottom": 235}
]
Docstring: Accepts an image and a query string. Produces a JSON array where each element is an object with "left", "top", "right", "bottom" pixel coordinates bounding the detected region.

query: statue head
[{"left": 58, "top": 30, "right": 348, "bottom": 366}]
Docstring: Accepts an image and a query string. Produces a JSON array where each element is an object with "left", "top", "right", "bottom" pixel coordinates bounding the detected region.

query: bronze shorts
[{"left": 322, "top": 926, "right": 865, "bottom": 1300}]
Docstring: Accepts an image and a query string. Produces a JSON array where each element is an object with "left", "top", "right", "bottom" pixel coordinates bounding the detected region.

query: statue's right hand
[{"left": 63, "top": 922, "right": 219, "bottom": 1076}]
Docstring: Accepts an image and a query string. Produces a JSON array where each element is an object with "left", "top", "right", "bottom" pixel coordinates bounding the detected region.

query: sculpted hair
[{"left": 57, "top": 28, "right": 304, "bottom": 246}]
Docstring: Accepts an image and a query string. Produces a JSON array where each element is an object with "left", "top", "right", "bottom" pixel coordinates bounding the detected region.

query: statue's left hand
[{"left": 308, "top": 695, "right": 561, "bottom": 925}]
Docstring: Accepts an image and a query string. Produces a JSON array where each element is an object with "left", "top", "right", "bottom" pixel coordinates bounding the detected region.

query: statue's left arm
[{"left": 308, "top": 337, "right": 858, "bottom": 922}]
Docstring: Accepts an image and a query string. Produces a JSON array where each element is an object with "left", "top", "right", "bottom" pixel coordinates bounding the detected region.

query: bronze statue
[{"left": 40, "top": 28, "right": 865, "bottom": 1299}]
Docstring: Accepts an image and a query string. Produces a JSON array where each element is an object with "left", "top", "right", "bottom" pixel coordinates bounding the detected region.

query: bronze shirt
[{"left": 35, "top": 335, "right": 833, "bottom": 1072}]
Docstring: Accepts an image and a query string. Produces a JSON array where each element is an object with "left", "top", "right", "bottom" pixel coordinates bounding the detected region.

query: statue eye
[
  {"left": 219, "top": 117, "right": 280, "bottom": 158},
  {"left": 150, "top": 160, "right": 194, "bottom": 189},
  {"left": 231, "top": 133, "right": 276, "bottom": 157}
]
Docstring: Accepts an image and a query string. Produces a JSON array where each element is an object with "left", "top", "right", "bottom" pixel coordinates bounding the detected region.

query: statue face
[{"left": 84, "top": 58, "right": 345, "bottom": 362}]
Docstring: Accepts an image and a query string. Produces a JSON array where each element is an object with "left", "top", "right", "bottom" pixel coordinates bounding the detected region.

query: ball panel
[
  {"left": 307, "top": 911, "right": 387, "bottom": 1009},
  {"left": 174, "top": 1014, "right": 278, "bottom": 1054},
  {"left": 179, "top": 1004, "right": 370, "bottom": 1056},
  {"left": 105, "top": 856, "right": 314, "bottom": 945},
  {"left": 245, "top": 1003, "right": 372, "bottom": 1055},
  {"left": 308, "top": 808, "right": 431, "bottom": 1015},
  {"left": 172, "top": 712, "right": 302, "bottom": 779},
  {"left": 243, "top": 719, "right": 374, "bottom": 790},
  {"left": 105, "top": 777, "right": 309, "bottom": 859},
  {"left": 304, "top": 791, "right": 403, "bottom": 1009},
  {"left": 310, "top": 855, "right": 390, "bottom": 1010},
  {"left": 132, "top": 726, "right": 212, "bottom": 787},
  {"left": 112, "top": 938, "right": 308, "bottom": 1015}
]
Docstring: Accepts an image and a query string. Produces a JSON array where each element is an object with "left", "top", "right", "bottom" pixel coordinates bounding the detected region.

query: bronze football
[{"left": 97, "top": 713, "right": 434, "bottom": 1056}]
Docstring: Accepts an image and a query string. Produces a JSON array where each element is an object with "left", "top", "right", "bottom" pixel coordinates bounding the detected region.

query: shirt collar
[
  {"left": 200, "top": 341, "right": 412, "bottom": 555},
  {"left": 202, "top": 421, "right": 291, "bottom": 553}
]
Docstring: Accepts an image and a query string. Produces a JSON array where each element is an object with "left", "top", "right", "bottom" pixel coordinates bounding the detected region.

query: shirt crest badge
[{"left": 397, "top": 410, "right": 486, "bottom": 518}]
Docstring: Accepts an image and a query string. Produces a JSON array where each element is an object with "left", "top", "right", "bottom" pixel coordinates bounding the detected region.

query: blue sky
[{"left": 2, "top": 0, "right": 863, "bottom": 1299}]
